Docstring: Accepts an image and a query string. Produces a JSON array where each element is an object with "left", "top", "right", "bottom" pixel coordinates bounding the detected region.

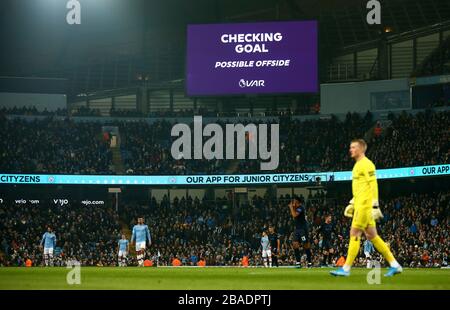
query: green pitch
[{"left": 0, "top": 267, "right": 448, "bottom": 290}]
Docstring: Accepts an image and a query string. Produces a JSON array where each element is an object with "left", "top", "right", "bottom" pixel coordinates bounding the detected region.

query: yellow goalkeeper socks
[
  {"left": 371, "top": 235, "right": 400, "bottom": 268},
  {"left": 343, "top": 236, "right": 360, "bottom": 271}
]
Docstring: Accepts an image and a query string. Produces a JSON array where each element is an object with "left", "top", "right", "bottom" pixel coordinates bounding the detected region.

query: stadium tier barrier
[{"left": 0, "top": 164, "right": 448, "bottom": 186}]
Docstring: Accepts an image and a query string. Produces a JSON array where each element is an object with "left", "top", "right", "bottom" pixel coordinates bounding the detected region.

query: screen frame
[{"left": 184, "top": 19, "right": 320, "bottom": 98}]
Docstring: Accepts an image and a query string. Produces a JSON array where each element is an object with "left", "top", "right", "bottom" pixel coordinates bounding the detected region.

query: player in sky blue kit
[
  {"left": 40, "top": 227, "right": 56, "bottom": 267},
  {"left": 261, "top": 231, "right": 272, "bottom": 267},
  {"left": 131, "top": 217, "right": 151, "bottom": 267},
  {"left": 118, "top": 234, "right": 129, "bottom": 267},
  {"left": 364, "top": 239, "right": 375, "bottom": 268}
]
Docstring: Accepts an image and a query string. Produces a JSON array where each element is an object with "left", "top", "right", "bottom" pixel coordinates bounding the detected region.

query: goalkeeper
[{"left": 330, "top": 139, "right": 402, "bottom": 277}]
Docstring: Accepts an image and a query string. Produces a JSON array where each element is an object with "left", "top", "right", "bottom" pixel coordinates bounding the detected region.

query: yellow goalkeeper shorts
[{"left": 351, "top": 203, "right": 376, "bottom": 230}]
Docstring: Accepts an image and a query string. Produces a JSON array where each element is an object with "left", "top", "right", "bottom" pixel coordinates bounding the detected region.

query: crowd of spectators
[
  {"left": 130, "top": 190, "right": 448, "bottom": 268},
  {"left": 0, "top": 202, "right": 120, "bottom": 267},
  {"left": 110, "top": 109, "right": 144, "bottom": 118},
  {"left": 239, "top": 110, "right": 449, "bottom": 173},
  {"left": 369, "top": 110, "right": 450, "bottom": 168},
  {"left": 0, "top": 190, "right": 447, "bottom": 268},
  {"left": 239, "top": 112, "right": 374, "bottom": 173},
  {"left": 119, "top": 120, "right": 227, "bottom": 175},
  {"left": 148, "top": 108, "right": 218, "bottom": 118},
  {"left": 1, "top": 103, "right": 319, "bottom": 119},
  {"left": 378, "top": 191, "right": 449, "bottom": 267},
  {"left": 71, "top": 106, "right": 102, "bottom": 117},
  {"left": 0, "top": 110, "right": 448, "bottom": 175},
  {"left": 0, "top": 106, "right": 67, "bottom": 116},
  {"left": 0, "top": 117, "right": 113, "bottom": 174},
  {"left": 146, "top": 105, "right": 319, "bottom": 118}
]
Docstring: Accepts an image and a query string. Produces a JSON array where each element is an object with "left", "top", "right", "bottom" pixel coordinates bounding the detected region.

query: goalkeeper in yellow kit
[{"left": 330, "top": 139, "right": 402, "bottom": 277}]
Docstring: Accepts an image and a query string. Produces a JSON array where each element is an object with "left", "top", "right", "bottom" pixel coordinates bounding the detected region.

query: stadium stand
[
  {"left": 0, "top": 190, "right": 448, "bottom": 267},
  {"left": 1, "top": 109, "right": 448, "bottom": 175},
  {"left": 0, "top": 106, "right": 68, "bottom": 116},
  {"left": 369, "top": 110, "right": 450, "bottom": 168},
  {"left": 0, "top": 116, "right": 114, "bottom": 174},
  {"left": 0, "top": 202, "right": 120, "bottom": 266}
]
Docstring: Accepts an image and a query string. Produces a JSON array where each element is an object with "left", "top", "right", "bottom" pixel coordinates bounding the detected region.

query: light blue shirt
[
  {"left": 131, "top": 224, "right": 151, "bottom": 243},
  {"left": 118, "top": 239, "right": 129, "bottom": 251},
  {"left": 41, "top": 232, "right": 56, "bottom": 248},
  {"left": 364, "top": 240, "right": 374, "bottom": 253},
  {"left": 261, "top": 235, "right": 270, "bottom": 251}
]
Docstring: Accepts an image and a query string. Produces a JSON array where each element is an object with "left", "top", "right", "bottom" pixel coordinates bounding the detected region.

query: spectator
[{"left": 374, "top": 121, "right": 382, "bottom": 137}]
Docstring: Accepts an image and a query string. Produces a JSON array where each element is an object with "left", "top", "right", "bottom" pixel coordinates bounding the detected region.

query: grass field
[{"left": 0, "top": 267, "right": 448, "bottom": 290}]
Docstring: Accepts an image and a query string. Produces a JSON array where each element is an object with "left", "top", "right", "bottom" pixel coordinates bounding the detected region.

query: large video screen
[{"left": 186, "top": 21, "right": 318, "bottom": 96}]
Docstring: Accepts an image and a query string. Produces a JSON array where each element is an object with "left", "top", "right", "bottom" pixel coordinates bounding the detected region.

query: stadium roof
[
  {"left": 221, "top": 0, "right": 450, "bottom": 50},
  {"left": 1, "top": 0, "right": 449, "bottom": 83}
]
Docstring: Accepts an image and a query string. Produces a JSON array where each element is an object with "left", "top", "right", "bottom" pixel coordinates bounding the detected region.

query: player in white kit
[
  {"left": 261, "top": 231, "right": 272, "bottom": 267},
  {"left": 364, "top": 239, "right": 375, "bottom": 268}
]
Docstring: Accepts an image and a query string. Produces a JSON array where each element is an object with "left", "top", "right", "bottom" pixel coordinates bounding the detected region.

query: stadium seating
[
  {"left": 1, "top": 109, "right": 448, "bottom": 175},
  {"left": 1, "top": 190, "right": 447, "bottom": 267},
  {"left": 119, "top": 120, "right": 227, "bottom": 175},
  {"left": 0, "top": 117, "right": 114, "bottom": 174},
  {"left": 369, "top": 110, "right": 450, "bottom": 168},
  {"left": 0, "top": 202, "right": 120, "bottom": 266}
]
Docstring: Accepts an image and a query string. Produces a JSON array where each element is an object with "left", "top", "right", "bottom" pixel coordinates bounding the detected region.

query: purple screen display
[{"left": 186, "top": 21, "right": 318, "bottom": 96}]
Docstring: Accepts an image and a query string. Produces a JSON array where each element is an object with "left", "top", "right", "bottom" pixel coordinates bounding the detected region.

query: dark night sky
[
  {"left": 1, "top": 0, "right": 449, "bottom": 77},
  {"left": 0, "top": 0, "right": 301, "bottom": 76},
  {"left": 0, "top": 0, "right": 144, "bottom": 75}
]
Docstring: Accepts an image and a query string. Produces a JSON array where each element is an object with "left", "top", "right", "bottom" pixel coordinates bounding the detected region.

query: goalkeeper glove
[
  {"left": 372, "top": 200, "right": 383, "bottom": 221},
  {"left": 344, "top": 199, "right": 354, "bottom": 218}
]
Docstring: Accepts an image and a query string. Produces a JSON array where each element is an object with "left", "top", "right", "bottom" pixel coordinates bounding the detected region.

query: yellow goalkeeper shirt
[{"left": 352, "top": 156, "right": 378, "bottom": 205}]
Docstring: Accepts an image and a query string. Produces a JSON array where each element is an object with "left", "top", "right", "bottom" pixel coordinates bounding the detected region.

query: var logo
[{"left": 239, "top": 79, "right": 265, "bottom": 88}]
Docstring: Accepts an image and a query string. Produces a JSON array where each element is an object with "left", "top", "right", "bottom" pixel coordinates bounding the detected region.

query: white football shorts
[
  {"left": 262, "top": 249, "right": 272, "bottom": 258},
  {"left": 135, "top": 241, "right": 146, "bottom": 251}
]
